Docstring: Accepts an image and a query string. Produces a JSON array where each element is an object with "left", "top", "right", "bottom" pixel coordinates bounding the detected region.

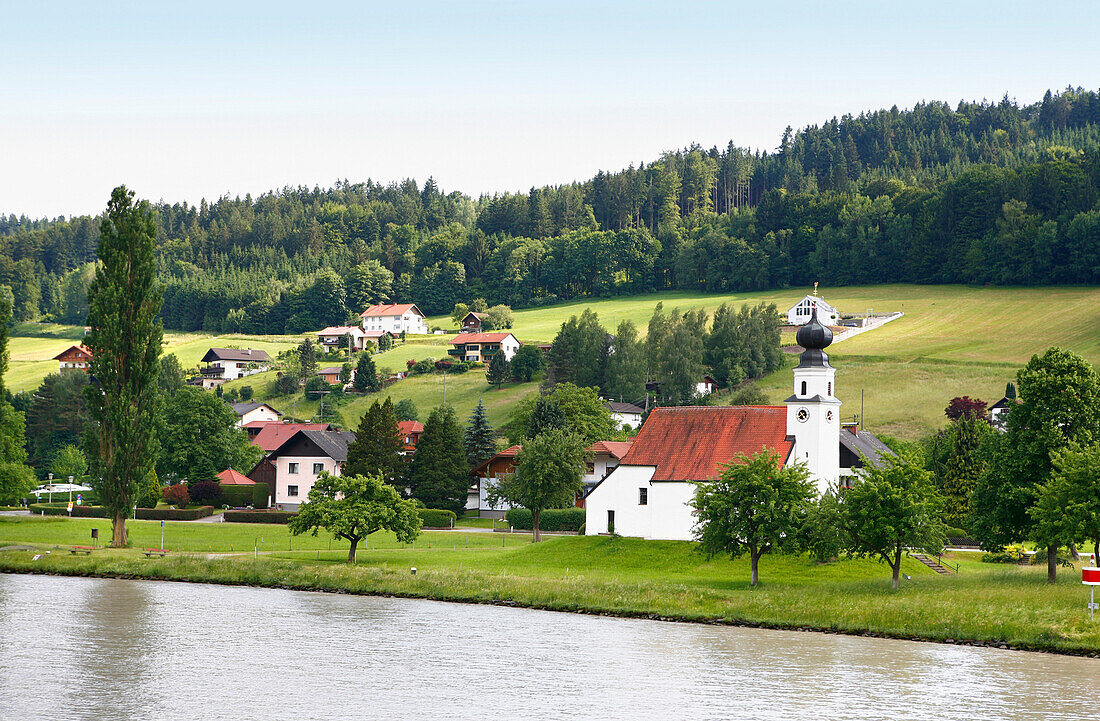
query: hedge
[
  {"left": 418, "top": 509, "right": 456, "bottom": 528},
  {"left": 504, "top": 507, "right": 585, "bottom": 532},
  {"left": 223, "top": 510, "right": 297, "bottom": 524},
  {"left": 28, "top": 504, "right": 215, "bottom": 520},
  {"left": 252, "top": 483, "right": 270, "bottom": 509}
]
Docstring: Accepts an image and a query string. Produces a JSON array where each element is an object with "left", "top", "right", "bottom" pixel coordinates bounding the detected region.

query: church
[{"left": 583, "top": 307, "right": 891, "bottom": 541}]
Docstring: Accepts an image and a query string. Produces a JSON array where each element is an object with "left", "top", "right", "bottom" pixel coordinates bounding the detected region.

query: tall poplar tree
[
  {"left": 605, "top": 320, "right": 646, "bottom": 403},
  {"left": 84, "top": 186, "right": 163, "bottom": 547}
]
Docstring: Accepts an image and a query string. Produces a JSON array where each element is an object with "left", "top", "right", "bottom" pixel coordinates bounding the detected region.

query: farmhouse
[
  {"left": 360, "top": 303, "right": 428, "bottom": 335},
  {"left": 53, "top": 345, "right": 93, "bottom": 372},
  {"left": 604, "top": 400, "right": 644, "bottom": 429},
  {"left": 316, "top": 325, "right": 368, "bottom": 351},
  {"left": 459, "top": 311, "right": 489, "bottom": 333},
  {"left": 198, "top": 348, "right": 271, "bottom": 388},
  {"left": 585, "top": 307, "right": 891, "bottom": 540},
  {"left": 449, "top": 332, "right": 521, "bottom": 362},
  {"left": 317, "top": 367, "right": 344, "bottom": 384},
  {"left": 580, "top": 441, "right": 633, "bottom": 502},
  {"left": 787, "top": 294, "right": 839, "bottom": 326},
  {"left": 398, "top": 420, "right": 424, "bottom": 453}
]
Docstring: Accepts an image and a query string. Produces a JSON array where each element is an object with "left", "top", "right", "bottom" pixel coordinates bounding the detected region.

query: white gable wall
[
  {"left": 585, "top": 465, "right": 697, "bottom": 541},
  {"left": 787, "top": 296, "right": 838, "bottom": 326}
]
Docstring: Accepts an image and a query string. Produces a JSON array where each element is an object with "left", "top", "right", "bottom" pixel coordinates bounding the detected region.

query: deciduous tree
[{"left": 489, "top": 428, "right": 585, "bottom": 541}]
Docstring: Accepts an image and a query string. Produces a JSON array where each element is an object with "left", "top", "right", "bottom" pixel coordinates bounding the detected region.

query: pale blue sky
[{"left": 2, "top": 1, "right": 1097, "bottom": 218}]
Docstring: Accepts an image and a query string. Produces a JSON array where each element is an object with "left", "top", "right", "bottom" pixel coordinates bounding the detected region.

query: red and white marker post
[{"left": 1082, "top": 568, "right": 1100, "bottom": 620}]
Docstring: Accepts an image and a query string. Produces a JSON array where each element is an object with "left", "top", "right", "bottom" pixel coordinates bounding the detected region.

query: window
[
  {"left": 312, "top": 462, "right": 324, "bottom": 474},
  {"left": 800, "top": 381, "right": 807, "bottom": 396},
  {"left": 638, "top": 488, "right": 648, "bottom": 505},
  {"left": 607, "top": 510, "right": 615, "bottom": 534},
  {"left": 828, "top": 382, "right": 832, "bottom": 396},
  {"left": 287, "top": 485, "right": 299, "bottom": 497},
  {"left": 288, "top": 462, "right": 299, "bottom": 474},
  {"left": 586, "top": 462, "right": 595, "bottom": 474}
]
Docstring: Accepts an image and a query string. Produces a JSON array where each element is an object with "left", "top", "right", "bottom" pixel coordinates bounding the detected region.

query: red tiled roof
[
  {"left": 360, "top": 303, "right": 422, "bottom": 318},
  {"left": 53, "top": 345, "right": 92, "bottom": 361},
  {"left": 398, "top": 421, "right": 424, "bottom": 434},
  {"left": 317, "top": 326, "right": 362, "bottom": 336},
  {"left": 251, "top": 422, "right": 331, "bottom": 452},
  {"left": 217, "top": 468, "right": 255, "bottom": 485},
  {"left": 450, "top": 333, "right": 516, "bottom": 345},
  {"left": 619, "top": 406, "right": 792, "bottom": 481},
  {"left": 587, "top": 440, "right": 634, "bottom": 459},
  {"left": 470, "top": 444, "right": 521, "bottom": 475}
]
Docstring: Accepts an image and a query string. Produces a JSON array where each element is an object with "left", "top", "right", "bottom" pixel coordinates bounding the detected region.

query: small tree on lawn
[
  {"left": 298, "top": 338, "right": 319, "bottom": 379},
  {"left": 289, "top": 472, "right": 421, "bottom": 563},
  {"left": 691, "top": 449, "right": 816, "bottom": 586},
  {"left": 841, "top": 451, "right": 946, "bottom": 590},
  {"left": 489, "top": 428, "right": 585, "bottom": 542},
  {"left": 464, "top": 399, "right": 497, "bottom": 467},
  {"left": 353, "top": 353, "right": 378, "bottom": 392},
  {"left": 378, "top": 333, "right": 393, "bottom": 352},
  {"left": 486, "top": 351, "right": 509, "bottom": 389},
  {"left": 340, "top": 362, "right": 353, "bottom": 385},
  {"left": 510, "top": 344, "right": 545, "bottom": 382}
]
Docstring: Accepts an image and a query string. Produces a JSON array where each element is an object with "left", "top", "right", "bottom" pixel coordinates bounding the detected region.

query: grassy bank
[{"left": 3, "top": 516, "right": 1098, "bottom": 655}]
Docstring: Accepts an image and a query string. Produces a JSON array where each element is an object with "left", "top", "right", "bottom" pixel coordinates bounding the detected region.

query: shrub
[
  {"left": 223, "top": 510, "right": 297, "bottom": 524},
  {"left": 161, "top": 483, "right": 190, "bottom": 507},
  {"left": 239, "top": 385, "right": 254, "bottom": 401},
  {"left": 418, "top": 508, "right": 457, "bottom": 528},
  {"left": 727, "top": 383, "right": 768, "bottom": 406},
  {"left": 189, "top": 480, "right": 222, "bottom": 506},
  {"left": 504, "top": 507, "right": 585, "bottom": 532},
  {"left": 219, "top": 484, "right": 256, "bottom": 508},
  {"left": 274, "top": 373, "right": 300, "bottom": 395},
  {"left": 981, "top": 544, "right": 1027, "bottom": 564},
  {"left": 252, "top": 482, "right": 270, "bottom": 509},
  {"left": 137, "top": 506, "right": 215, "bottom": 521},
  {"left": 29, "top": 504, "right": 107, "bottom": 518},
  {"left": 304, "top": 376, "right": 329, "bottom": 400}
]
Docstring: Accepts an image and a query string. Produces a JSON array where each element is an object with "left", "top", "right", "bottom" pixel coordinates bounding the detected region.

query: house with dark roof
[
  {"left": 256, "top": 428, "right": 356, "bottom": 511},
  {"left": 459, "top": 311, "right": 489, "bottom": 333},
  {"left": 198, "top": 348, "right": 271, "bottom": 388},
  {"left": 230, "top": 402, "right": 281, "bottom": 428},
  {"left": 585, "top": 306, "right": 892, "bottom": 540},
  {"left": 604, "top": 400, "right": 644, "bottom": 429},
  {"left": 448, "top": 332, "right": 521, "bottom": 362}
]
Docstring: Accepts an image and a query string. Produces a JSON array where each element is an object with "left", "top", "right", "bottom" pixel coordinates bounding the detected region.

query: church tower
[{"left": 785, "top": 306, "right": 841, "bottom": 492}]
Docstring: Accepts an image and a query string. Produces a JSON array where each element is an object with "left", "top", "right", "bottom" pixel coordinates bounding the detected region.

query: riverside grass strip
[{"left": 2, "top": 518, "right": 1100, "bottom": 656}]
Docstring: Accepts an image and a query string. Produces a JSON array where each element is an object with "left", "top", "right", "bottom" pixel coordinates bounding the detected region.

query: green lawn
[{"left": 2, "top": 516, "right": 1098, "bottom": 653}]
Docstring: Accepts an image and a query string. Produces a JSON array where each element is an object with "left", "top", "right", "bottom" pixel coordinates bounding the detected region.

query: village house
[
  {"left": 579, "top": 440, "right": 633, "bottom": 503},
  {"left": 695, "top": 375, "right": 718, "bottom": 396},
  {"left": 231, "top": 401, "right": 281, "bottom": 428},
  {"left": 257, "top": 428, "right": 356, "bottom": 511},
  {"left": 249, "top": 422, "right": 330, "bottom": 452},
  {"left": 317, "top": 367, "right": 344, "bottom": 385},
  {"left": 359, "top": 303, "right": 428, "bottom": 335},
  {"left": 198, "top": 348, "right": 271, "bottom": 389},
  {"left": 459, "top": 311, "right": 489, "bottom": 333},
  {"left": 988, "top": 385, "right": 1019, "bottom": 428},
  {"left": 604, "top": 400, "right": 644, "bottom": 429},
  {"left": 448, "top": 332, "right": 521, "bottom": 362},
  {"left": 53, "top": 345, "right": 93, "bottom": 372},
  {"left": 787, "top": 294, "right": 839, "bottom": 326},
  {"left": 585, "top": 307, "right": 891, "bottom": 540},
  {"left": 398, "top": 420, "right": 424, "bottom": 454},
  {"left": 316, "top": 325, "right": 368, "bottom": 351}
]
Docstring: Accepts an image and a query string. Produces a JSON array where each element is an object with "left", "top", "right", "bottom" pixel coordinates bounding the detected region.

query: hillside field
[{"left": 8, "top": 284, "right": 1099, "bottom": 440}]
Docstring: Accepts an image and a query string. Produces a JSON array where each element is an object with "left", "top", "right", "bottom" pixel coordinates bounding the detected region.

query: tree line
[{"left": 2, "top": 87, "right": 1100, "bottom": 333}]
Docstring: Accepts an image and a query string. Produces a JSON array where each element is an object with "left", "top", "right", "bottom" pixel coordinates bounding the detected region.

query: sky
[{"left": 2, "top": 1, "right": 1098, "bottom": 219}]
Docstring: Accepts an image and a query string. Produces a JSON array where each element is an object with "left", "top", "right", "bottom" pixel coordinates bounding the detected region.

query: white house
[
  {"left": 585, "top": 307, "right": 891, "bottom": 540},
  {"left": 787, "top": 295, "right": 839, "bottom": 326},
  {"left": 231, "top": 402, "right": 282, "bottom": 428},
  {"left": 264, "top": 428, "right": 355, "bottom": 511},
  {"left": 316, "top": 325, "right": 368, "bottom": 351},
  {"left": 695, "top": 375, "right": 718, "bottom": 396},
  {"left": 604, "top": 401, "right": 643, "bottom": 430},
  {"left": 359, "top": 303, "right": 428, "bottom": 335},
  {"left": 448, "top": 332, "right": 521, "bottom": 362},
  {"left": 199, "top": 348, "right": 271, "bottom": 388}
]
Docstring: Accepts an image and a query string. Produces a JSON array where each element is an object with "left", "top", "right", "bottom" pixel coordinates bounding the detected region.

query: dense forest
[{"left": 2, "top": 87, "right": 1099, "bottom": 332}]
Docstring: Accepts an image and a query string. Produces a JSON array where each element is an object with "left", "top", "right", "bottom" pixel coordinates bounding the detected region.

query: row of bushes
[
  {"left": 28, "top": 504, "right": 216, "bottom": 521},
  {"left": 223, "top": 510, "right": 298, "bottom": 524},
  {"left": 219, "top": 483, "right": 270, "bottom": 509},
  {"left": 504, "top": 508, "right": 585, "bottom": 532},
  {"left": 418, "top": 509, "right": 457, "bottom": 528}
]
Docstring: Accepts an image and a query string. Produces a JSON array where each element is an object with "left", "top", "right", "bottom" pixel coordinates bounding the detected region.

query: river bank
[{"left": 1, "top": 521, "right": 1098, "bottom": 656}]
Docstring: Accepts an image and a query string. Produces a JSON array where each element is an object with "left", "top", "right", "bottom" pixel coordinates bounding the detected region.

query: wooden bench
[
  {"left": 70, "top": 546, "right": 94, "bottom": 555},
  {"left": 143, "top": 548, "right": 168, "bottom": 558}
]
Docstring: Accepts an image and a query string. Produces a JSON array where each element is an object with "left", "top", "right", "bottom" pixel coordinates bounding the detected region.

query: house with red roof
[
  {"left": 217, "top": 468, "right": 255, "bottom": 485},
  {"left": 584, "top": 307, "right": 892, "bottom": 540},
  {"left": 397, "top": 421, "right": 424, "bottom": 454},
  {"left": 448, "top": 332, "right": 521, "bottom": 363},
  {"left": 359, "top": 303, "right": 427, "bottom": 335},
  {"left": 53, "top": 345, "right": 93, "bottom": 372}
]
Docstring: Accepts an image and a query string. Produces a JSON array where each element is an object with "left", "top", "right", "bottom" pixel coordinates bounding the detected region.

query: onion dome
[{"left": 796, "top": 306, "right": 833, "bottom": 368}]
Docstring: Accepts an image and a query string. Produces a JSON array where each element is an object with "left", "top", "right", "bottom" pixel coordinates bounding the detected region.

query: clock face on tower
[
  {"left": 796, "top": 408, "right": 809, "bottom": 423},
  {"left": 826, "top": 410, "right": 834, "bottom": 422}
]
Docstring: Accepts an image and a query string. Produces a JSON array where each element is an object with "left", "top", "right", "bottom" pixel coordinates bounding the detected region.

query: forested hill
[{"left": 2, "top": 87, "right": 1099, "bottom": 333}]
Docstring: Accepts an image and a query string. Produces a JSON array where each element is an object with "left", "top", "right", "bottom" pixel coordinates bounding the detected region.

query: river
[{"left": 0, "top": 573, "right": 1097, "bottom": 720}]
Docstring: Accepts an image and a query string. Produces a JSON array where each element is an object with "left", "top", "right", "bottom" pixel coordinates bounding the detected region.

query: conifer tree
[
  {"left": 407, "top": 405, "right": 468, "bottom": 513},
  {"left": 464, "top": 399, "right": 496, "bottom": 467},
  {"left": 527, "top": 394, "right": 566, "bottom": 439},
  {"left": 353, "top": 353, "right": 378, "bottom": 392},
  {"left": 344, "top": 398, "right": 406, "bottom": 484},
  {"left": 486, "top": 350, "right": 509, "bottom": 389},
  {"left": 298, "top": 338, "right": 318, "bottom": 379},
  {"left": 83, "top": 186, "right": 163, "bottom": 547}
]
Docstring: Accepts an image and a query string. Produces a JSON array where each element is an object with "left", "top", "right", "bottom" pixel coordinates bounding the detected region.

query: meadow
[
  {"left": 2, "top": 515, "right": 1097, "bottom": 654},
  {"left": 10, "top": 284, "right": 1100, "bottom": 438}
]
